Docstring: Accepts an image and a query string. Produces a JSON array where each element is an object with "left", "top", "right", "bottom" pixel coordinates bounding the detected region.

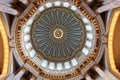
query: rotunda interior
[{"left": 0, "top": 0, "right": 120, "bottom": 80}]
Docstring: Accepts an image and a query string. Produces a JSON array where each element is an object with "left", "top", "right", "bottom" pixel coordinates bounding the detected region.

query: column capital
[
  {"left": 30, "top": 76, "right": 36, "bottom": 80},
  {"left": 84, "top": 73, "right": 92, "bottom": 80}
]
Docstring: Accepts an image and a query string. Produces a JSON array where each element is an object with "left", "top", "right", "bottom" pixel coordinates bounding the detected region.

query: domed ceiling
[
  {"left": 31, "top": 7, "right": 85, "bottom": 61},
  {"left": 12, "top": 0, "right": 105, "bottom": 79}
]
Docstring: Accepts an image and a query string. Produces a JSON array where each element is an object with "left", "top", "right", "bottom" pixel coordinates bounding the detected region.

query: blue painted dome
[{"left": 31, "top": 8, "right": 85, "bottom": 61}]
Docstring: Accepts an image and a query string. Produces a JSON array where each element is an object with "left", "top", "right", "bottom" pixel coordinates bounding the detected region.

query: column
[
  {"left": 2, "top": 0, "right": 16, "bottom": 4},
  {"left": 97, "top": 0, "right": 120, "bottom": 13},
  {"left": 103, "top": 0, "right": 112, "bottom": 4},
  {"left": 13, "top": 69, "right": 26, "bottom": 80},
  {"left": 85, "top": 74, "right": 92, "bottom": 80},
  {"left": 94, "top": 66, "right": 112, "bottom": 80},
  {"left": 0, "top": 1, "right": 19, "bottom": 15}
]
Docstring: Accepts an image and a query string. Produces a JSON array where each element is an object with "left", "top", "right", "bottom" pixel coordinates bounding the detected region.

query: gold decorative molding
[
  {"left": 0, "top": 14, "right": 9, "bottom": 75},
  {"left": 108, "top": 8, "right": 120, "bottom": 78}
]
